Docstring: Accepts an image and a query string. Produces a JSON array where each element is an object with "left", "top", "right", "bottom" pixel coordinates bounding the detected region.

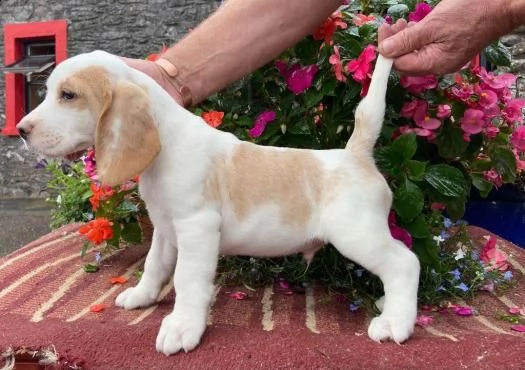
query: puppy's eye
[{"left": 61, "top": 90, "right": 76, "bottom": 101}]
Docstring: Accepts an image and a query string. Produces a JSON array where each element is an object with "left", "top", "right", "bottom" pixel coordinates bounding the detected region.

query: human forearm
[
  {"left": 508, "top": 0, "right": 525, "bottom": 30},
  {"left": 161, "top": 0, "right": 342, "bottom": 105}
]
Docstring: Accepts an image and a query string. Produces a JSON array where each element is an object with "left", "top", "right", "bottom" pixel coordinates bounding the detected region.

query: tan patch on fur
[
  {"left": 205, "top": 143, "right": 323, "bottom": 227},
  {"left": 95, "top": 81, "right": 160, "bottom": 186},
  {"left": 57, "top": 66, "right": 111, "bottom": 112}
]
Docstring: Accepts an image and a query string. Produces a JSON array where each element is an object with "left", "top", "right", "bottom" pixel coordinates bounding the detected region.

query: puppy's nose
[{"left": 16, "top": 120, "right": 34, "bottom": 140}]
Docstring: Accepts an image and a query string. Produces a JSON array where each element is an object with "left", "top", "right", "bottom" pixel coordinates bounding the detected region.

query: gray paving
[{"left": 0, "top": 198, "right": 52, "bottom": 257}]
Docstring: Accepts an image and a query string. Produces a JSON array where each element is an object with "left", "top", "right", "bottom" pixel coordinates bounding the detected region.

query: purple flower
[
  {"left": 408, "top": 2, "right": 432, "bottom": 22},
  {"left": 503, "top": 271, "right": 513, "bottom": 281},
  {"left": 248, "top": 110, "right": 277, "bottom": 138},
  {"left": 348, "top": 299, "right": 363, "bottom": 312},
  {"left": 450, "top": 268, "right": 461, "bottom": 280},
  {"left": 456, "top": 282, "right": 469, "bottom": 292},
  {"left": 355, "top": 268, "right": 365, "bottom": 278},
  {"left": 275, "top": 60, "right": 319, "bottom": 95}
]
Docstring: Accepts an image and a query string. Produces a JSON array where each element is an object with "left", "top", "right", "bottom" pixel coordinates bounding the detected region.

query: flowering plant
[{"left": 196, "top": 0, "right": 522, "bottom": 306}]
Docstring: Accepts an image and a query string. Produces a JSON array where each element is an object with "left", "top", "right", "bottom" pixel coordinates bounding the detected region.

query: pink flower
[
  {"left": 229, "top": 291, "right": 248, "bottom": 300},
  {"left": 511, "top": 325, "right": 525, "bottom": 332},
  {"left": 413, "top": 103, "right": 442, "bottom": 130},
  {"left": 416, "top": 314, "right": 433, "bottom": 327},
  {"left": 479, "top": 68, "right": 516, "bottom": 90},
  {"left": 436, "top": 104, "right": 451, "bottom": 119},
  {"left": 431, "top": 203, "right": 446, "bottom": 211},
  {"left": 503, "top": 98, "right": 525, "bottom": 124},
  {"left": 400, "top": 75, "right": 438, "bottom": 94},
  {"left": 275, "top": 61, "right": 319, "bottom": 95},
  {"left": 477, "top": 87, "right": 498, "bottom": 108},
  {"left": 484, "top": 125, "right": 499, "bottom": 139},
  {"left": 384, "top": 15, "right": 393, "bottom": 25},
  {"left": 514, "top": 149, "right": 525, "bottom": 172},
  {"left": 400, "top": 125, "right": 435, "bottom": 139},
  {"left": 483, "top": 104, "right": 501, "bottom": 120},
  {"left": 408, "top": 2, "right": 432, "bottom": 22},
  {"left": 480, "top": 235, "right": 509, "bottom": 271},
  {"left": 401, "top": 100, "right": 425, "bottom": 119},
  {"left": 329, "top": 46, "right": 346, "bottom": 82},
  {"left": 509, "top": 306, "right": 525, "bottom": 316},
  {"left": 248, "top": 110, "right": 277, "bottom": 138},
  {"left": 483, "top": 169, "right": 503, "bottom": 187},
  {"left": 388, "top": 211, "right": 413, "bottom": 249},
  {"left": 454, "top": 306, "right": 473, "bottom": 316},
  {"left": 451, "top": 84, "right": 474, "bottom": 101},
  {"left": 460, "top": 108, "right": 485, "bottom": 135},
  {"left": 81, "top": 148, "right": 98, "bottom": 181},
  {"left": 346, "top": 45, "right": 376, "bottom": 83},
  {"left": 511, "top": 125, "right": 525, "bottom": 151}
]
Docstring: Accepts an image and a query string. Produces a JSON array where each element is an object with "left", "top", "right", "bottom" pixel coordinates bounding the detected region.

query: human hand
[
  {"left": 121, "top": 57, "right": 184, "bottom": 105},
  {"left": 378, "top": 0, "right": 515, "bottom": 75}
]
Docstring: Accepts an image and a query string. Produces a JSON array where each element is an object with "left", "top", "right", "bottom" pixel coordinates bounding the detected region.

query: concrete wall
[{"left": 0, "top": 0, "right": 218, "bottom": 198}]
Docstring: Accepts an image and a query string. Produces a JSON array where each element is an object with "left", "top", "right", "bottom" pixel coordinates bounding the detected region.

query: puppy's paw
[
  {"left": 115, "top": 286, "right": 157, "bottom": 309},
  {"left": 156, "top": 313, "right": 206, "bottom": 356},
  {"left": 368, "top": 314, "right": 415, "bottom": 344}
]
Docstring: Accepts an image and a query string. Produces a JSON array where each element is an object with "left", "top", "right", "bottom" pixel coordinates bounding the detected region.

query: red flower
[
  {"left": 201, "top": 111, "right": 225, "bottom": 128},
  {"left": 79, "top": 218, "right": 114, "bottom": 245},
  {"left": 313, "top": 11, "right": 347, "bottom": 44},
  {"left": 353, "top": 14, "right": 376, "bottom": 27},
  {"left": 89, "top": 183, "right": 115, "bottom": 211},
  {"left": 346, "top": 45, "right": 376, "bottom": 83}
]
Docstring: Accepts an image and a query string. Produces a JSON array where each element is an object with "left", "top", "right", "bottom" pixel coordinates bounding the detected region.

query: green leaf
[
  {"left": 403, "top": 214, "right": 431, "bottom": 239},
  {"left": 374, "top": 146, "right": 404, "bottom": 177},
  {"left": 471, "top": 173, "right": 493, "bottom": 198},
  {"left": 424, "top": 164, "right": 468, "bottom": 198},
  {"left": 304, "top": 89, "right": 324, "bottom": 108},
  {"left": 470, "top": 159, "right": 493, "bottom": 172},
  {"left": 392, "top": 132, "right": 417, "bottom": 161},
  {"left": 436, "top": 124, "right": 469, "bottom": 159},
  {"left": 412, "top": 238, "right": 441, "bottom": 271},
  {"left": 121, "top": 222, "right": 142, "bottom": 244},
  {"left": 405, "top": 160, "right": 427, "bottom": 181},
  {"left": 83, "top": 263, "right": 99, "bottom": 273},
  {"left": 491, "top": 146, "right": 517, "bottom": 183},
  {"left": 394, "top": 179, "right": 425, "bottom": 222},
  {"left": 445, "top": 196, "right": 466, "bottom": 221},
  {"left": 387, "top": 4, "right": 409, "bottom": 18},
  {"left": 484, "top": 41, "right": 512, "bottom": 67}
]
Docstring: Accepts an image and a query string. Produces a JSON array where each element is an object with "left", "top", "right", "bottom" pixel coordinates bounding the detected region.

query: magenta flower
[
  {"left": 408, "top": 2, "right": 432, "bottom": 22},
  {"left": 511, "top": 125, "right": 525, "bottom": 152},
  {"left": 460, "top": 108, "right": 485, "bottom": 135},
  {"left": 416, "top": 314, "right": 433, "bottom": 327},
  {"left": 346, "top": 45, "right": 376, "bottom": 83},
  {"left": 81, "top": 148, "right": 98, "bottom": 181},
  {"left": 454, "top": 306, "right": 473, "bottom": 316},
  {"left": 451, "top": 84, "right": 474, "bottom": 101},
  {"left": 400, "top": 75, "right": 438, "bottom": 94},
  {"left": 503, "top": 98, "right": 525, "bottom": 124},
  {"left": 511, "top": 325, "right": 525, "bottom": 332},
  {"left": 413, "top": 102, "right": 441, "bottom": 130},
  {"left": 436, "top": 104, "right": 451, "bottom": 119},
  {"left": 275, "top": 61, "right": 319, "bottom": 95},
  {"left": 384, "top": 15, "right": 393, "bottom": 24},
  {"left": 388, "top": 211, "right": 413, "bottom": 249},
  {"left": 401, "top": 100, "right": 426, "bottom": 119},
  {"left": 477, "top": 88, "right": 498, "bottom": 108},
  {"left": 484, "top": 169, "right": 503, "bottom": 187},
  {"left": 248, "top": 110, "right": 277, "bottom": 138}
]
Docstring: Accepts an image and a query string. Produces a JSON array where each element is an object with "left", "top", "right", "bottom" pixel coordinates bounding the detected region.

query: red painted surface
[{"left": 2, "top": 20, "right": 68, "bottom": 136}]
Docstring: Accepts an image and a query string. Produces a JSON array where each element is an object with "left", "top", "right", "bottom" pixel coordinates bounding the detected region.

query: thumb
[{"left": 378, "top": 23, "right": 428, "bottom": 58}]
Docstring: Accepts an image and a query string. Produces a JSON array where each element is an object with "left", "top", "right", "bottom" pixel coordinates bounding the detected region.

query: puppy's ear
[{"left": 95, "top": 81, "right": 161, "bottom": 186}]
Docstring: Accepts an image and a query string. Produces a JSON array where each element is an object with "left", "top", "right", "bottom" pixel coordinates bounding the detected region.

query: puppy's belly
[{"left": 218, "top": 206, "right": 322, "bottom": 258}]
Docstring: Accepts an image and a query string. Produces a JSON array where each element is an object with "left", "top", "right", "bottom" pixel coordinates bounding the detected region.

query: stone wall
[
  {"left": 501, "top": 26, "right": 525, "bottom": 97},
  {"left": 0, "top": 0, "right": 218, "bottom": 198}
]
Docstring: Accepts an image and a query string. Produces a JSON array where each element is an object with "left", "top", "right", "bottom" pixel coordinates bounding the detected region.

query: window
[{"left": 2, "top": 20, "right": 67, "bottom": 136}]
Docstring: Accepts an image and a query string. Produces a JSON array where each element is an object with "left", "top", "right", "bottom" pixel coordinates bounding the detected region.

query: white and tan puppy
[{"left": 17, "top": 51, "right": 420, "bottom": 356}]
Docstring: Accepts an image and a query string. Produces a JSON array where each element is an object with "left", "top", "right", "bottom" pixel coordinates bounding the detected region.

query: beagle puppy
[{"left": 17, "top": 51, "right": 420, "bottom": 356}]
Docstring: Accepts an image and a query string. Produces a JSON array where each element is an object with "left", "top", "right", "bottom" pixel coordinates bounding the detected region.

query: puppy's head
[{"left": 17, "top": 50, "right": 161, "bottom": 186}]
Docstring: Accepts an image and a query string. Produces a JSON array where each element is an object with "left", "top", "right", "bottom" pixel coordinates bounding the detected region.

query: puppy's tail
[{"left": 345, "top": 55, "right": 393, "bottom": 155}]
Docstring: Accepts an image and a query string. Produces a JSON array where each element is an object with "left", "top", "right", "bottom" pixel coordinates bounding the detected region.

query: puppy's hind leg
[
  {"left": 327, "top": 216, "right": 420, "bottom": 344},
  {"left": 115, "top": 228, "right": 178, "bottom": 309}
]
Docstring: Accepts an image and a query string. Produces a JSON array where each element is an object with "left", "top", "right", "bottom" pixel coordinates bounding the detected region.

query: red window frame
[{"left": 2, "top": 20, "right": 67, "bottom": 136}]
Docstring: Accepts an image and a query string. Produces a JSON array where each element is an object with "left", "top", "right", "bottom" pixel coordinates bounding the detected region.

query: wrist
[{"left": 154, "top": 56, "right": 193, "bottom": 108}]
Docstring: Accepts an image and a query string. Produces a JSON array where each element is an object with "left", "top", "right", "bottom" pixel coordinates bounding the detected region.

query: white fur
[{"left": 17, "top": 50, "right": 420, "bottom": 356}]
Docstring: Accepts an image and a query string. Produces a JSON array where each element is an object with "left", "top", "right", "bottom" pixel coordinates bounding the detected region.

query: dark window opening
[{"left": 3, "top": 39, "right": 56, "bottom": 113}]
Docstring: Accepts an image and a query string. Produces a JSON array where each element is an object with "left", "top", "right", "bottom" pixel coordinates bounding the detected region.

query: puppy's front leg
[
  {"left": 115, "top": 228, "right": 177, "bottom": 309},
  {"left": 156, "top": 214, "right": 220, "bottom": 355}
]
